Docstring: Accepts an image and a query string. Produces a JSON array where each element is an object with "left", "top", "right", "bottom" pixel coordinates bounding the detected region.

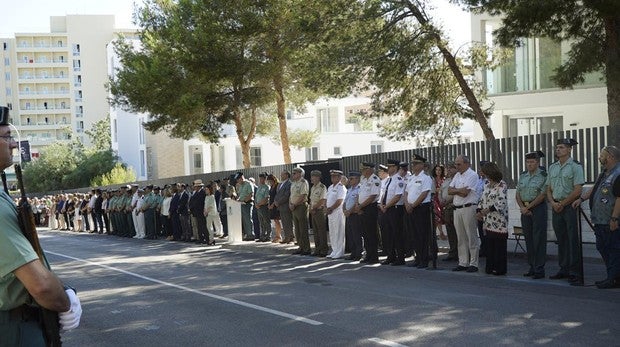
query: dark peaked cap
[
  {"left": 0, "top": 106, "right": 9, "bottom": 125},
  {"left": 525, "top": 151, "right": 545, "bottom": 159},
  {"left": 557, "top": 138, "right": 578, "bottom": 146},
  {"left": 361, "top": 162, "right": 375, "bottom": 169},
  {"left": 387, "top": 159, "right": 400, "bottom": 166},
  {"left": 411, "top": 153, "right": 426, "bottom": 163}
]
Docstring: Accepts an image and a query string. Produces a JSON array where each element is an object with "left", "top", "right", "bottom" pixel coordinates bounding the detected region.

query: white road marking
[
  {"left": 368, "top": 337, "right": 410, "bottom": 347},
  {"left": 46, "top": 251, "right": 323, "bottom": 326}
]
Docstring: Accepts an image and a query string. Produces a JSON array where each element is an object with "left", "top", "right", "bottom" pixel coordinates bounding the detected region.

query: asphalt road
[{"left": 39, "top": 230, "right": 618, "bottom": 347}]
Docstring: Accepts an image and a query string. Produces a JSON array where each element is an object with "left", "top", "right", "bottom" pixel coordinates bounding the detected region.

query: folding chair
[{"left": 512, "top": 226, "right": 526, "bottom": 256}]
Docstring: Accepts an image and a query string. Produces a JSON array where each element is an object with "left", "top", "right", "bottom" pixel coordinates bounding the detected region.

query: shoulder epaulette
[
  {"left": 573, "top": 160, "right": 582, "bottom": 166},
  {"left": 521, "top": 170, "right": 527, "bottom": 175}
]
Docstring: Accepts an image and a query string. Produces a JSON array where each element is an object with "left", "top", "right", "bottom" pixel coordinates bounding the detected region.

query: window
[
  {"left": 140, "top": 150, "right": 146, "bottom": 177},
  {"left": 112, "top": 119, "right": 117, "bottom": 142},
  {"left": 4, "top": 57, "right": 8, "bottom": 65},
  {"left": 250, "top": 147, "right": 261, "bottom": 166},
  {"left": 286, "top": 109, "right": 294, "bottom": 119},
  {"left": 305, "top": 146, "right": 319, "bottom": 161},
  {"left": 5, "top": 88, "right": 10, "bottom": 97},
  {"left": 370, "top": 142, "right": 383, "bottom": 154},
  {"left": 316, "top": 107, "right": 338, "bottom": 132},
  {"left": 5, "top": 72, "right": 9, "bottom": 81},
  {"left": 193, "top": 152, "right": 202, "bottom": 170},
  {"left": 507, "top": 115, "right": 563, "bottom": 137},
  {"left": 333, "top": 146, "right": 341, "bottom": 155}
]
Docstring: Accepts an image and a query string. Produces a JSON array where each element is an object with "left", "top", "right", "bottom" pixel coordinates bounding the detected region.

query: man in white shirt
[
  {"left": 357, "top": 162, "right": 382, "bottom": 263},
  {"left": 326, "top": 170, "right": 347, "bottom": 259},
  {"left": 404, "top": 154, "right": 433, "bottom": 268},
  {"left": 448, "top": 155, "right": 481, "bottom": 272},
  {"left": 379, "top": 159, "right": 407, "bottom": 265}
]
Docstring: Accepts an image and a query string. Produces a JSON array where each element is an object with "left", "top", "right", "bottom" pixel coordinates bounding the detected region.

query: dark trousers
[
  {"left": 594, "top": 224, "right": 620, "bottom": 280},
  {"left": 412, "top": 202, "right": 433, "bottom": 264},
  {"left": 522, "top": 202, "right": 547, "bottom": 275},
  {"left": 292, "top": 203, "right": 310, "bottom": 253},
  {"left": 279, "top": 207, "right": 294, "bottom": 241},
  {"left": 252, "top": 204, "right": 261, "bottom": 239},
  {"left": 84, "top": 212, "right": 90, "bottom": 230},
  {"left": 195, "top": 214, "right": 209, "bottom": 243},
  {"left": 379, "top": 206, "right": 405, "bottom": 261},
  {"left": 552, "top": 205, "right": 582, "bottom": 277},
  {"left": 171, "top": 213, "right": 182, "bottom": 240},
  {"left": 125, "top": 212, "right": 136, "bottom": 237},
  {"left": 257, "top": 205, "right": 272, "bottom": 241},
  {"left": 361, "top": 203, "right": 379, "bottom": 261},
  {"left": 485, "top": 232, "right": 507, "bottom": 275},
  {"left": 220, "top": 213, "right": 228, "bottom": 236},
  {"left": 103, "top": 212, "right": 110, "bottom": 233},
  {"left": 403, "top": 208, "right": 414, "bottom": 256},
  {"left": 144, "top": 208, "right": 157, "bottom": 239},
  {"left": 64, "top": 212, "right": 73, "bottom": 230},
  {"left": 478, "top": 220, "right": 486, "bottom": 256},
  {"left": 93, "top": 212, "right": 104, "bottom": 233},
  {"left": 311, "top": 210, "right": 328, "bottom": 255},
  {"left": 346, "top": 213, "right": 363, "bottom": 258},
  {"left": 442, "top": 205, "right": 458, "bottom": 258},
  {"left": 0, "top": 317, "right": 46, "bottom": 347}
]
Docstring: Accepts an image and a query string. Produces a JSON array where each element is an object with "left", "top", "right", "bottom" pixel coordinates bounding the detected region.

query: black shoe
[
  {"left": 452, "top": 265, "right": 467, "bottom": 272},
  {"left": 492, "top": 271, "right": 505, "bottom": 276},
  {"left": 466, "top": 266, "right": 478, "bottom": 273},
  {"left": 549, "top": 273, "right": 568, "bottom": 280},
  {"left": 300, "top": 251, "right": 312, "bottom": 256},
  {"left": 381, "top": 258, "right": 395, "bottom": 265},
  {"left": 595, "top": 279, "right": 607, "bottom": 285},
  {"left": 568, "top": 275, "right": 583, "bottom": 284},
  {"left": 532, "top": 273, "right": 545, "bottom": 279},
  {"left": 346, "top": 256, "right": 361, "bottom": 261},
  {"left": 391, "top": 260, "right": 406, "bottom": 266},
  {"left": 596, "top": 279, "right": 619, "bottom": 289},
  {"left": 523, "top": 271, "right": 535, "bottom": 277}
]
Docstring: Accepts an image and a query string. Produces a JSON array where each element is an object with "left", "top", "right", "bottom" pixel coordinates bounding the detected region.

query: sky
[{"left": 0, "top": 0, "right": 471, "bottom": 46}]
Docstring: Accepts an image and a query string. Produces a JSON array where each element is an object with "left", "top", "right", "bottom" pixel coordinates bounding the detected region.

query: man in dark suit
[
  {"left": 189, "top": 179, "right": 209, "bottom": 244},
  {"left": 178, "top": 183, "right": 192, "bottom": 241},
  {"left": 169, "top": 183, "right": 181, "bottom": 241},
  {"left": 93, "top": 188, "right": 104, "bottom": 234},
  {"left": 274, "top": 170, "right": 294, "bottom": 243}
]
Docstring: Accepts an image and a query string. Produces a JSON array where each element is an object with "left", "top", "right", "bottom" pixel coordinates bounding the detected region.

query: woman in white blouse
[{"left": 204, "top": 185, "right": 223, "bottom": 245}]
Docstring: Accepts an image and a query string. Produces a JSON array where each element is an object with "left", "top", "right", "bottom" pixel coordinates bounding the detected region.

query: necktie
[{"left": 382, "top": 177, "right": 392, "bottom": 205}]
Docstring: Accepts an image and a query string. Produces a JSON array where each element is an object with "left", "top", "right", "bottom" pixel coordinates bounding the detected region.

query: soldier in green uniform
[
  {"left": 516, "top": 150, "right": 548, "bottom": 279},
  {"left": 108, "top": 190, "right": 118, "bottom": 235},
  {"left": 546, "top": 138, "right": 585, "bottom": 284},
  {"left": 1, "top": 106, "right": 81, "bottom": 346},
  {"left": 141, "top": 185, "right": 156, "bottom": 239}
]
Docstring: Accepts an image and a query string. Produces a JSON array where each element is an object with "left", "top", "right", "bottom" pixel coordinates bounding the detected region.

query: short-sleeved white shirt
[
  {"left": 326, "top": 183, "right": 347, "bottom": 210},
  {"left": 406, "top": 171, "right": 433, "bottom": 204},
  {"left": 359, "top": 174, "right": 381, "bottom": 203},
  {"left": 449, "top": 168, "right": 479, "bottom": 205}
]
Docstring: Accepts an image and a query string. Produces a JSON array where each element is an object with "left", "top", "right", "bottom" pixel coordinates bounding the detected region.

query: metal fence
[{"left": 45, "top": 125, "right": 610, "bottom": 195}]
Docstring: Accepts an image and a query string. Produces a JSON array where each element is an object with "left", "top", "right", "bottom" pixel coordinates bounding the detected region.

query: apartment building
[
  {"left": 0, "top": 15, "right": 123, "bottom": 156},
  {"left": 470, "top": 13, "right": 608, "bottom": 141}
]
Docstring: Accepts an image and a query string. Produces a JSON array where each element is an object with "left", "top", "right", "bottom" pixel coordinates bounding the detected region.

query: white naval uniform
[
  {"left": 134, "top": 196, "right": 146, "bottom": 238},
  {"left": 326, "top": 182, "right": 347, "bottom": 258}
]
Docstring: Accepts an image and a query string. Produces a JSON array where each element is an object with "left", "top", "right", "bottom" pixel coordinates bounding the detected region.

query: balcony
[
  {"left": 18, "top": 90, "right": 70, "bottom": 99},
  {"left": 18, "top": 75, "right": 69, "bottom": 82},
  {"left": 19, "top": 107, "right": 71, "bottom": 114}
]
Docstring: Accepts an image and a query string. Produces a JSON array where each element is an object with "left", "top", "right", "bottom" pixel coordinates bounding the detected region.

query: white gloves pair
[{"left": 59, "top": 288, "right": 82, "bottom": 331}]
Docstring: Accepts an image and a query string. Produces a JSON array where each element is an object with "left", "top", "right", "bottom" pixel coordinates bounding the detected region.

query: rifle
[{"left": 13, "top": 163, "right": 63, "bottom": 347}]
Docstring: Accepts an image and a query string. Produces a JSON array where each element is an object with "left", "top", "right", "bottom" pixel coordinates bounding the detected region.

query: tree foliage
[
  {"left": 456, "top": 0, "right": 620, "bottom": 143},
  {"left": 84, "top": 114, "right": 112, "bottom": 154},
  {"left": 91, "top": 163, "right": 136, "bottom": 187}
]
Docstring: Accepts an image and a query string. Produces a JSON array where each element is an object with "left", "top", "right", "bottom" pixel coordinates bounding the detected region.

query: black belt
[
  {"left": 361, "top": 202, "right": 378, "bottom": 209},
  {"left": 453, "top": 203, "right": 476, "bottom": 209},
  {"left": 1, "top": 305, "right": 41, "bottom": 323}
]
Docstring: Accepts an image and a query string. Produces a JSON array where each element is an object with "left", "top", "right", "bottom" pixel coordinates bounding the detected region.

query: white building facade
[{"left": 470, "top": 13, "right": 609, "bottom": 141}]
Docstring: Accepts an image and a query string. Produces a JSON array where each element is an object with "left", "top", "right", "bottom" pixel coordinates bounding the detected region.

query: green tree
[
  {"left": 62, "top": 150, "right": 118, "bottom": 188},
  {"left": 457, "top": 0, "right": 620, "bottom": 144},
  {"left": 91, "top": 163, "right": 136, "bottom": 187},
  {"left": 84, "top": 114, "right": 112, "bottom": 153},
  {"left": 22, "top": 140, "right": 82, "bottom": 192}
]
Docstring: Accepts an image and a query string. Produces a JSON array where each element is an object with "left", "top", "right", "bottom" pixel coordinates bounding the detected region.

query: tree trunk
[
  {"left": 232, "top": 106, "right": 258, "bottom": 169},
  {"left": 274, "top": 75, "right": 292, "bottom": 164},
  {"left": 604, "top": 16, "right": 620, "bottom": 145}
]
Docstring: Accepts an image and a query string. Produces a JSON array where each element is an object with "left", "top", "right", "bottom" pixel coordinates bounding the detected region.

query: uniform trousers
[
  {"left": 144, "top": 208, "right": 157, "bottom": 239},
  {"left": 292, "top": 203, "right": 311, "bottom": 253},
  {"left": 594, "top": 224, "right": 620, "bottom": 280},
  {"left": 484, "top": 231, "right": 508, "bottom": 275},
  {"left": 0, "top": 313, "right": 45, "bottom": 347},
  {"left": 403, "top": 209, "right": 414, "bottom": 257},
  {"left": 257, "top": 205, "right": 272, "bottom": 241},
  {"left": 521, "top": 202, "right": 547, "bottom": 275},
  {"left": 379, "top": 205, "right": 405, "bottom": 261},
  {"left": 361, "top": 203, "right": 379, "bottom": 261},
  {"left": 125, "top": 212, "right": 136, "bottom": 237},
  {"left": 252, "top": 205, "right": 261, "bottom": 239},
  {"left": 551, "top": 205, "right": 582, "bottom": 277},
  {"left": 311, "top": 209, "right": 328, "bottom": 256},
  {"left": 241, "top": 203, "right": 254, "bottom": 239},
  {"left": 279, "top": 206, "right": 294, "bottom": 242},
  {"left": 328, "top": 208, "right": 346, "bottom": 258},
  {"left": 454, "top": 205, "right": 480, "bottom": 267},
  {"left": 135, "top": 212, "right": 145, "bottom": 238},
  {"left": 442, "top": 204, "right": 458, "bottom": 258},
  {"left": 411, "top": 202, "right": 433, "bottom": 264},
  {"left": 171, "top": 213, "right": 182, "bottom": 240},
  {"left": 345, "top": 212, "right": 363, "bottom": 259},
  {"left": 220, "top": 212, "right": 228, "bottom": 237},
  {"left": 194, "top": 214, "right": 209, "bottom": 243}
]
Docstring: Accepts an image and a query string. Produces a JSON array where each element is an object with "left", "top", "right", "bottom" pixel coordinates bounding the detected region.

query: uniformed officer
[
  {"left": 516, "top": 150, "right": 548, "bottom": 279},
  {"left": 344, "top": 171, "right": 363, "bottom": 260},
  {"left": 142, "top": 184, "right": 157, "bottom": 239},
  {"left": 546, "top": 138, "right": 585, "bottom": 284},
  {"left": 379, "top": 159, "right": 407, "bottom": 265},
  {"left": 0, "top": 106, "right": 82, "bottom": 345},
  {"left": 290, "top": 167, "right": 311, "bottom": 255},
  {"left": 573, "top": 146, "right": 620, "bottom": 288},
  {"left": 326, "top": 170, "right": 347, "bottom": 259},
  {"left": 124, "top": 185, "right": 137, "bottom": 237},
  {"left": 357, "top": 162, "right": 382, "bottom": 263},
  {"left": 236, "top": 172, "right": 255, "bottom": 241},
  {"left": 398, "top": 161, "right": 415, "bottom": 257},
  {"left": 309, "top": 170, "right": 328, "bottom": 256},
  {"left": 404, "top": 154, "right": 434, "bottom": 268}
]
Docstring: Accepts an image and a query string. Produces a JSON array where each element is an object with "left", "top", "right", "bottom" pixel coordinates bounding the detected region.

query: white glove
[{"left": 59, "top": 288, "right": 82, "bottom": 331}]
